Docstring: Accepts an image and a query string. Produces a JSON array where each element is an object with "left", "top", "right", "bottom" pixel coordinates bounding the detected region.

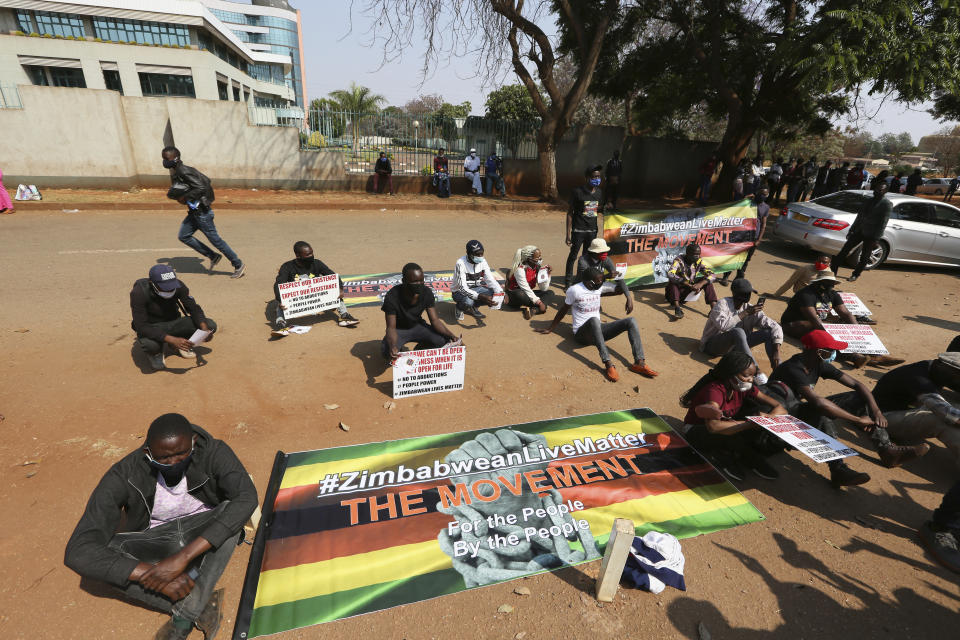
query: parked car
[
  {"left": 917, "top": 178, "right": 952, "bottom": 195},
  {"left": 774, "top": 190, "right": 960, "bottom": 269}
]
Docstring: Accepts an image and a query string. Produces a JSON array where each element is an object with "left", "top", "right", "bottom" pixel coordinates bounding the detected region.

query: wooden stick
[{"left": 595, "top": 518, "right": 635, "bottom": 602}]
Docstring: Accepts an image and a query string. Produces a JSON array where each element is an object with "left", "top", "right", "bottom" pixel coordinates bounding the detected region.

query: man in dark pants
[
  {"left": 65, "top": 413, "right": 258, "bottom": 640},
  {"left": 272, "top": 240, "right": 359, "bottom": 332},
  {"left": 433, "top": 149, "right": 450, "bottom": 198},
  {"left": 905, "top": 168, "right": 923, "bottom": 195},
  {"left": 565, "top": 165, "right": 604, "bottom": 287},
  {"left": 604, "top": 150, "right": 623, "bottom": 210},
  {"left": 131, "top": 265, "right": 216, "bottom": 371},
  {"left": 162, "top": 146, "right": 245, "bottom": 279},
  {"left": 373, "top": 151, "right": 394, "bottom": 195},
  {"left": 812, "top": 160, "right": 833, "bottom": 198},
  {"left": 381, "top": 263, "right": 460, "bottom": 361},
  {"left": 826, "top": 161, "right": 849, "bottom": 194},
  {"left": 665, "top": 243, "right": 718, "bottom": 320},
  {"left": 832, "top": 172, "right": 890, "bottom": 282},
  {"left": 920, "top": 481, "right": 960, "bottom": 573}
]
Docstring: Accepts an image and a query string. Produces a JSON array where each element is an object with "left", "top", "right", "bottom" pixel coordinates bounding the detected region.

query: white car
[{"left": 774, "top": 190, "right": 960, "bottom": 269}]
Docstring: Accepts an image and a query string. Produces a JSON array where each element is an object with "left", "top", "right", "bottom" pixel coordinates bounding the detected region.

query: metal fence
[
  {"left": 248, "top": 107, "right": 572, "bottom": 176},
  {"left": 0, "top": 84, "right": 22, "bottom": 109}
]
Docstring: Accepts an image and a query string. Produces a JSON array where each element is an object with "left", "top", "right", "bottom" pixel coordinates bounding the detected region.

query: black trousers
[
  {"left": 565, "top": 230, "right": 597, "bottom": 282},
  {"left": 832, "top": 231, "right": 878, "bottom": 278}
]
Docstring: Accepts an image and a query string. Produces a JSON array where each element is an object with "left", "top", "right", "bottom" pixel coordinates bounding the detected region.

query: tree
[
  {"left": 403, "top": 94, "right": 444, "bottom": 115},
  {"left": 879, "top": 131, "right": 914, "bottom": 158},
  {"left": 593, "top": 2, "right": 960, "bottom": 199},
  {"left": 360, "top": 0, "right": 623, "bottom": 201},
  {"left": 328, "top": 82, "right": 387, "bottom": 151},
  {"left": 485, "top": 84, "right": 539, "bottom": 121},
  {"left": 921, "top": 125, "right": 960, "bottom": 175}
]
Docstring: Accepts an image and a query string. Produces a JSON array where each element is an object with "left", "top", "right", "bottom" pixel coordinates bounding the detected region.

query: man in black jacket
[
  {"left": 163, "top": 146, "right": 245, "bottom": 279},
  {"left": 373, "top": 151, "right": 394, "bottom": 195},
  {"left": 131, "top": 264, "right": 216, "bottom": 370},
  {"left": 273, "top": 240, "right": 359, "bottom": 332},
  {"left": 65, "top": 413, "right": 258, "bottom": 640}
]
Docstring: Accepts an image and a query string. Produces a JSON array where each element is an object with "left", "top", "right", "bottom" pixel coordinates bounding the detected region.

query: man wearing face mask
[
  {"left": 65, "top": 413, "right": 257, "bottom": 640},
  {"left": 700, "top": 278, "right": 782, "bottom": 380},
  {"left": 665, "top": 243, "right": 718, "bottom": 320},
  {"left": 536, "top": 267, "right": 657, "bottom": 382},
  {"left": 162, "top": 146, "right": 245, "bottom": 279},
  {"left": 381, "top": 263, "right": 461, "bottom": 361},
  {"left": 272, "top": 240, "right": 359, "bottom": 331},
  {"left": 565, "top": 165, "right": 605, "bottom": 287},
  {"left": 576, "top": 238, "right": 633, "bottom": 313},
  {"left": 831, "top": 171, "right": 891, "bottom": 282},
  {"left": 130, "top": 265, "right": 216, "bottom": 371},
  {"left": 451, "top": 239, "right": 503, "bottom": 323},
  {"left": 464, "top": 148, "right": 483, "bottom": 195},
  {"left": 769, "top": 330, "right": 922, "bottom": 487}
]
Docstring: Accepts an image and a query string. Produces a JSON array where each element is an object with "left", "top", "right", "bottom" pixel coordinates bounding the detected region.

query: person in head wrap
[{"left": 506, "top": 245, "right": 553, "bottom": 319}]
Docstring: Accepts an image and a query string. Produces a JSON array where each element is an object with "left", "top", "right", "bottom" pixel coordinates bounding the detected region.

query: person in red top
[
  {"left": 680, "top": 351, "right": 787, "bottom": 481},
  {"left": 433, "top": 148, "right": 450, "bottom": 198},
  {"left": 506, "top": 245, "right": 553, "bottom": 319}
]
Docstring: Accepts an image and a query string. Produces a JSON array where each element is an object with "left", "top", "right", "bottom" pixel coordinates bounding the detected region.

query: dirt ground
[{"left": 1, "top": 200, "right": 958, "bottom": 640}]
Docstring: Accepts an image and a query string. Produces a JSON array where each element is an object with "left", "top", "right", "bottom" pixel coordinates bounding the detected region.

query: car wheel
[
  {"left": 863, "top": 241, "right": 889, "bottom": 270},
  {"left": 935, "top": 189, "right": 944, "bottom": 195}
]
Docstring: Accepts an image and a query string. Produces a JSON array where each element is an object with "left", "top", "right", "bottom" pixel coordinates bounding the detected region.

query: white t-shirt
[
  {"left": 149, "top": 474, "right": 211, "bottom": 528},
  {"left": 565, "top": 283, "right": 601, "bottom": 332}
]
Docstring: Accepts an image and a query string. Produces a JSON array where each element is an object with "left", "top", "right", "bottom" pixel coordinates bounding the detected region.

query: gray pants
[
  {"left": 381, "top": 324, "right": 447, "bottom": 357},
  {"left": 702, "top": 326, "right": 778, "bottom": 368},
  {"left": 138, "top": 317, "right": 218, "bottom": 355},
  {"left": 107, "top": 502, "right": 238, "bottom": 622},
  {"left": 574, "top": 317, "right": 644, "bottom": 364},
  {"left": 884, "top": 409, "right": 960, "bottom": 466}
]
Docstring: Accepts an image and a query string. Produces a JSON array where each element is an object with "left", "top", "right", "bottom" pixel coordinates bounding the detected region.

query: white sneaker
[
  {"left": 231, "top": 262, "right": 246, "bottom": 279},
  {"left": 149, "top": 353, "right": 166, "bottom": 370},
  {"left": 755, "top": 372, "right": 769, "bottom": 385},
  {"left": 178, "top": 348, "right": 197, "bottom": 359},
  {"left": 454, "top": 307, "right": 464, "bottom": 321}
]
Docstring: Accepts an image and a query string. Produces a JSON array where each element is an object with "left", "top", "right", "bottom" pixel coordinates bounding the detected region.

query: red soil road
[{"left": 0, "top": 201, "right": 958, "bottom": 639}]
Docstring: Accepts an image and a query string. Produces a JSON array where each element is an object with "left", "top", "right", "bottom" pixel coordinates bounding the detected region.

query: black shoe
[
  {"left": 746, "top": 454, "right": 779, "bottom": 480},
  {"left": 466, "top": 306, "right": 486, "bottom": 319},
  {"left": 673, "top": 307, "right": 684, "bottom": 320},
  {"left": 208, "top": 254, "right": 223, "bottom": 271},
  {"left": 919, "top": 522, "right": 960, "bottom": 573},
  {"left": 195, "top": 588, "right": 224, "bottom": 639},
  {"left": 829, "top": 462, "right": 870, "bottom": 488},
  {"left": 337, "top": 312, "right": 360, "bottom": 327},
  {"left": 709, "top": 453, "right": 746, "bottom": 482},
  {"left": 878, "top": 443, "right": 930, "bottom": 468},
  {"left": 856, "top": 315, "right": 877, "bottom": 325},
  {"left": 154, "top": 619, "right": 191, "bottom": 640}
]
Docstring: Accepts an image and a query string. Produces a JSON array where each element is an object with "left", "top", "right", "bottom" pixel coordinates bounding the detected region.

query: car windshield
[{"left": 814, "top": 191, "right": 868, "bottom": 214}]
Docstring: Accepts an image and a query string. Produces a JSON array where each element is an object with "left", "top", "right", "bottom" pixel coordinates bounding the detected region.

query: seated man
[
  {"left": 273, "top": 240, "right": 359, "bottom": 332},
  {"left": 919, "top": 480, "right": 960, "bottom": 573},
  {"left": 451, "top": 239, "right": 503, "bottom": 323},
  {"left": 872, "top": 353, "right": 960, "bottom": 465},
  {"left": 382, "top": 263, "right": 461, "bottom": 361},
  {"left": 536, "top": 267, "right": 657, "bottom": 382},
  {"left": 485, "top": 151, "right": 505, "bottom": 197},
  {"left": 64, "top": 413, "right": 257, "bottom": 640},
  {"left": 700, "top": 278, "right": 782, "bottom": 380},
  {"left": 773, "top": 254, "right": 832, "bottom": 298},
  {"left": 666, "top": 244, "right": 718, "bottom": 320},
  {"left": 131, "top": 265, "right": 216, "bottom": 371},
  {"left": 680, "top": 351, "right": 787, "bottom": 481},
  {"left": 576, "top": 238, "right": 634, "bottom": 317},
  {"left": 433, "top": 149, "right": 450, "bottom": 198},
  {"left": 373, "top": 151, "right": 394, "bottom": 195},
  {"left": 464, "top": 148, "right": 483, "bottom": 195},
  {"left": 507, "top": 245, "right": 552, "bottom": 319},
  {"left": 770, "top": 330, "right": 922, "bottom": 487}
]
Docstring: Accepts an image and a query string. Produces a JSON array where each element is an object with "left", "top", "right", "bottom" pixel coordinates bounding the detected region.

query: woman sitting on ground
[
  {"left": 507, "top": 245, "right": 552, "bottom": 319},
  {"left": 680, "top": 351, "right": 787, "bottom": 482}
]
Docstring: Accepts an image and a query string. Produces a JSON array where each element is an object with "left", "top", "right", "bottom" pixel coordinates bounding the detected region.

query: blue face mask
[
  {"left": 819, "top": 349, "right": 837, "bottom": 363},
  {"left": 589, "top": 177, "right": 602, "bottom": 187},
  {"left": 469, "top": 255, "right": 483, "bottom": 264}
]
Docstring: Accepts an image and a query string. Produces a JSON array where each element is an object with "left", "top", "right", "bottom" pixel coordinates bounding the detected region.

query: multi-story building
[{"left": 0, "top": 0, "right": 305, "bottom": 107}]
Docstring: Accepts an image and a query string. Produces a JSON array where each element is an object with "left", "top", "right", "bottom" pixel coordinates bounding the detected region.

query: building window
[
  {"left": 103, "top": 70, "right": 123, "bottom": 93},
  {"left": 25, "top": 65, "right": 48, "bottom": 86},
  {"left": 232, "top": 85, "right": 240, "bottom": 101},
  {"left": 24, "top": 65, "right": 87, "bottom": 88},
  {"left": 33, "top": 11, "right": 86, "bottom": 38},
  {"left": 93, "top": 17, "right": 189, "bottom": 46},
  {"left": 218, "top": 80, "right": 229, "bottom": 101},
  {"left": 15, "top": 10, "right": 34, "bottom": 33},
  {"left": 197, "top": 32, "right": 248, "bottom": 74},
  {"left": 139, "top": 73, "right": 196, "bottom": 98}
]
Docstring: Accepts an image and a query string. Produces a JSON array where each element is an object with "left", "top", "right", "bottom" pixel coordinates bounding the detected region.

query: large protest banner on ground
[
  {"left": 233, "top": 409, "right": 764, "bottom": 638},
  {"left": 603, "top": 200, "right": 758, "bottom": 287},
  {"left": 340, "top": 271, "right": 507, "bottom": 307}
]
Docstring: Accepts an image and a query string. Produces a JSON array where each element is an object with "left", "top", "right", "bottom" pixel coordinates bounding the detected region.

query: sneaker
[
  {"left": 629, "top": 363, "right": 659, "bottom": 378},
  {"left": 231, "top": 263, "right": 246, "bottom": 279},
  {"left": 878, "top": 443, "right": 930, "bottom": 468},
  {"left": 829, "top": 462, "right": 871, "bottom": 488},
  {"left": 856, "top": 315, "right": 877, "bottom": 325},
  {"left": 195, "top": 588, "right": 224, "bottom": 640},
  {"left": 209, "top": 254, "right": 223, "bottom": 271},
  {"left": 522, "top": 307, "right": 532, "bottom": 320},
  {"left": 466, "top": 306, "right": 486, "bottom": 319},
  {"left": 337, "top": 312, "right": 360, "bottom": 327},
  {"left": 673, "top": 307, "right": 684, "bottom": 320},
  {"left": 154, "top": 619, "right": 191, "bottom": 640},
  {"left": 454, "top": 307, "right": 464, "bottom": 321},
  {"left": 746, "top": 454, "right": 780, "bottom": 480},
  {"left": 918, "top": 522, "right": 960, "bottom": 573},
  {"left": 604, "top": 363, "right": 619, "bottom": 382},
  {"left": 178, "top": 347, "right": 197, "bottom": 359},
  {"left": 275, "top": 317, "right": 287, "bottom": 330},
  {"left": 148, "top": 352, "right": 166, "bottom": 371},
  {"left": 848, "top": 275, "right": 859, "bottom": 282},
  {"left": 710, "top": 453, "right": 746, "bottom": 482}
]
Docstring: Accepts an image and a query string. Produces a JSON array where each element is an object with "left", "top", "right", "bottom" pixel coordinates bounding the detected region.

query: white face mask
[{"left": 731, "top": 378, "right": 752, "bottom": 392}]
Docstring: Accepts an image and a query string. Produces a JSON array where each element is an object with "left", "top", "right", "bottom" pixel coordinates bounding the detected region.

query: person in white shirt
[
  {"left": 451, "top": 239, "right": 503, "bottom": 322},
  {"left": 507, "top": 245, "right": 553, "bottom": 319},
  {"left": 464, "top": 148, "right": 484, "bottom": 195},
  {"left": 536, "top": 267, "right": 658, "bottom": 382}
]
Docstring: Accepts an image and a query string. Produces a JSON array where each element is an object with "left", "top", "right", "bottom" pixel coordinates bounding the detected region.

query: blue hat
[
  {"left": 466, "top": 239, "right": 484, "bottom": 254},
  {"left": 149, "top": 264, "right": 181, "bottom": 292}
]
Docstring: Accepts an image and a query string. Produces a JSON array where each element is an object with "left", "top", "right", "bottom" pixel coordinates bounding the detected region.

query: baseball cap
[
  {"left": 801, "top": 329, "right": 848, "bottom": 351},
  {"left": 588, "top": 238, "right": 611, "bottom": 253},
  {"left": 149, "top": 264, "right": 181, "bottom": 292},
  {"left": 730, "top": 278, "right": 756, "bottom": 296},
  {"left": 465, "top": 239, "right": 484, "bottom": 254}
]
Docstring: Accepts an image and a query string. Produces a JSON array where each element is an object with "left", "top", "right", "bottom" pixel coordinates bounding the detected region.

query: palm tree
[{"left": 328, "top": 82, "right": 386, "bottom": 152}]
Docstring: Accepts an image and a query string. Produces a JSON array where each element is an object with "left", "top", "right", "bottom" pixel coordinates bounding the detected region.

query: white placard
[
  {"left": 684, "top": 290, "right": 702, "bottom": 303},
  {"left": 615, "top": 262, "right": 628, "bottom": 279},
  {"left": 490, "top": 292, "right": 504, "bottom": 310},
  {"left": 537, "top": 268, "right": 551, "bottom": 284},
  {"left": 822, "top": 323, "right": 889, "bottom": 355},
  {"left": 393, "top": 346, "right": 466, "bottom": 399},
  {"left": 838, "top": 292, "right": 872, "bottom": 316},
  {"left": 747, "top": 414, "right": 859, "bottom": 463},
  {"left": 188, "top": 329, "right": 210, "bottom": 345},
  {"left": 278, "top": 274, "right": 340, "bottom": 320}
]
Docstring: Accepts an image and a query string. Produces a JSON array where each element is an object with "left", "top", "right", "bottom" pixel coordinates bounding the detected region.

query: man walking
[
  {"left": 564, "top": 165, "right": 604, "bottom": 287},
  {"left": 604, "top": 150, "right": 623, "bottom": 210},
  {"left": 162, "top": 146, "right": 245, "bottom": 279},
  {"left": 832, "top": 172, "right": 890, "bottom": 282},
  {"left": 65, "top": 413, "right": 258, "bottom": 640},
  {"left": 464, "top": 148, "right": 483, "bottom": 195},
  {"left": 373, "top": 151, "right": 394, "bottom": 195},
  {"left": 944, "top": 176, "right": 959, "bottom": 202}
]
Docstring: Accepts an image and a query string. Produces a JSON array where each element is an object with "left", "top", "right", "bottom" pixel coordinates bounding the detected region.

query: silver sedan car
[{"left": 774, "top": 190, "right": 960, "bottom": 269}]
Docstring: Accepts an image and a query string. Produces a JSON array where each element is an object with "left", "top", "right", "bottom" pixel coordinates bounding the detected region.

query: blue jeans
[
  {"left": 433, "top": 174, "right": 450, "bottom": 197},
  {"left": 178, "top": 210, "right": 241, "bottom": 268},
  {"left": 699, "top": 175, "right": 712, "bottom": 202},
  {"left": 106, "top": 502, "right": 239, "bottom": 623},
  {"left": 452, "top": 286, "right": 493, "bottom": 310},
  {"left": 702, "top": 326, "right": 779, "bottom": 369},
  {"left": 485, "top": 174, "right": 505, "bottom": 195}
]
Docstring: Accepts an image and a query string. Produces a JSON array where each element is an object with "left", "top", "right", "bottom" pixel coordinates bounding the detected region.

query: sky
[{"left": 292, "top": 1, "right": 954, "bottom": 143}]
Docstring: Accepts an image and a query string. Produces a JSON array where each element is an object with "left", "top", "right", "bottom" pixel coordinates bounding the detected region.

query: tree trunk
[
  {"left": 536, "top": 126, "right": 559, "bottom": 202},
  {"left": 713, "top": 118, "right": 757, "bottom": 201}
]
